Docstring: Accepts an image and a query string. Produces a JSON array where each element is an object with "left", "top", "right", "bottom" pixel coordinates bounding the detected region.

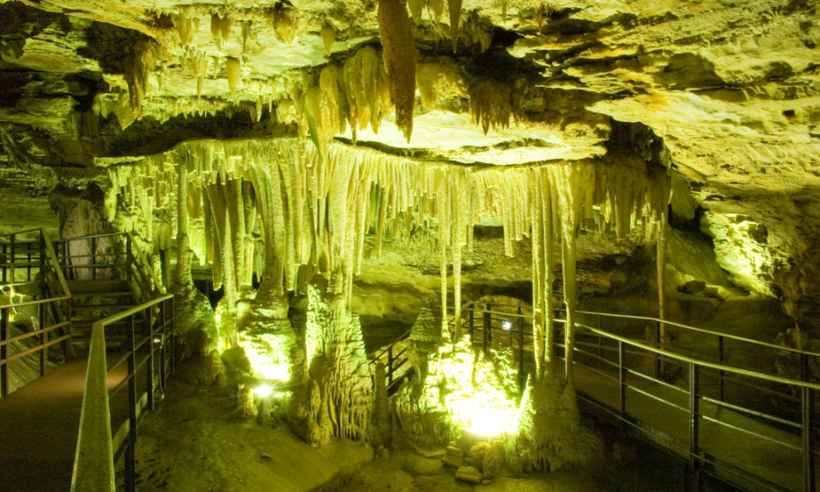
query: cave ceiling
[{"left": 0, "top": 0, "right": 819, "bottom": 311}]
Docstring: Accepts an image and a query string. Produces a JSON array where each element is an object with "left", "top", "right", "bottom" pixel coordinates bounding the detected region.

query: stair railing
[
  {"left": 0, "top": 228, "right": 73, "bottom": 398},
  {"left": 70, "top": 294, "right": 175, "bottom": 492},
  {"left": 55, "top": 232, "right": 133, "bottom": 283}
]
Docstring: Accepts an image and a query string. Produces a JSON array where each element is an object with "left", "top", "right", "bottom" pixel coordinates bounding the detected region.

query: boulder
[{"left": 455, "top": 465, "right": 482, "bottom": 484}]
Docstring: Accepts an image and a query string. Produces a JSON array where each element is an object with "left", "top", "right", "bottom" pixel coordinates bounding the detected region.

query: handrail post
[
  {"left": 90, "top": 237, "right": 97, "bottom": 281},
  {"left": 689, "top": 362, "right": 701, "bottom": 491},
  {"left": 802, "top": 386, "right": 815, "bottom": 492},
  {"left": 39, "top": 230, "right": 45, "bottom": 281},
  {"left": 618, "top": 340, "right": 626, "bottom": 416},
  {"left": 63, "top": 240, "right": 70, "bottom": 280},
  {"left": 718, "top": 335, "right": 725, "bottom": 401},
  {"left": 26, "top": 240, "right": 32, "bottom": 281},
  {"left": 126, "top": 235, "right": 132, "bottom": 283},
  {"left": 160, "top": 300, "right": 167, "bottom": 392},
  {"left": 126, "top": 316, "right": 137, "bottom": 492},
  {"left": 468, "top": 305, "right": 474, "bottom": 343},
  {"left": 517, "top": 306, "right": 525, "bottom": 391},
  {"left": 171, "top": 297, "right": 176, "bottom": 375},
  {"left": 483, "top": 303, "right": 491, "bottom": 354},
  {"left": 388, "top": 346, "right": 394, "bottom": 388},
  {"left": 1, "top": 242, "right": 6, "bottom": 283},
  {"left": 10, "top": 233, "right": 16, "bottom": 283},
  {"left": 654, "top": 320, "right": 662, "bottom": 378},
  {"left": 38, "top": 303, "right": 45, "bottom": 377},
  {"left": 146, "top": 307, "right": 155, "bottom": 411},
  {"left": 1, "top": 307, "right": 8, "bottom": 399}
]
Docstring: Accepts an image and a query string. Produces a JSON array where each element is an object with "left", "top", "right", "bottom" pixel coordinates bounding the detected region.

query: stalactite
[
  {"left": 321, "top": 21, "right": 336, "bottom": 57},
  {"left": 447, "top": 0, "right": 463, "bottom": 52},
  {"left": 429, "top": 0, "right": 445, "bottom": 20},
  {"left": 226, "top": 56, "right": 241, "bottom": 92},
  {"left": 124, "top": 40, "right": 158, "bottom": 111},
  {"left": 173, "top": 12, "right": 196, "bottom": 46},
  {"left": 175, "top": 164, "right": 193, "bottom": 289},
  {"left": 469, "top": 79, "right": 513, "bottom": 134},
  {"left": 241, "top": 21, "right": 253, "bottom": 53},
  {"left": 211, "top": 13, "right": 232, "bottom": 49},
  {"left": 341, "top": 46, "right": 391, "bottom": 140},
  {"left": 185, "top": 50, "right": 208, "bottom": 97},
  {"left": 272, "top": 5, "right": 298, "bottom": 44},
  {"left": 378, "top": 0, "right": 417, "bottom": 142},
  {"left": 120, "top": 140, "right": 670, "bottom": 346},
  {"left": 408, "top": 0, "right": 425, "bottom": 20}
]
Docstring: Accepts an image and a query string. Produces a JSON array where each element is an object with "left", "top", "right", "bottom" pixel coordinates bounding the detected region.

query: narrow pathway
[{"left": 0, "top": 355, "right": 139, "bottom": 491}]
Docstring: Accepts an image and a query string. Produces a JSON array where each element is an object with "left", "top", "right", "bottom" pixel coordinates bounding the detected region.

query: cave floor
[{"left": 132, "top": 358, "right": 375, "bottom": 492}]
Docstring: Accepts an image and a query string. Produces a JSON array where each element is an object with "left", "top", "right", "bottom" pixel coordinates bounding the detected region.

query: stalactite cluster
[
  {"left": 112, "top": 139, "right": 670, "bottom": 355},
  {"left": 294, "top": 46, "right": 391, "bottom": 150},
  {"left": 124, "top": 40, "right": 159, "bottom": 111},
  {"left": 469, "top": 79, "right": 515, "bottom": 134},
  {"left": 272, "top": 4, "right": 298, "bottom": 44},
  {"left": 173, "top": 12, "right": 197, "bottom": 47},
  {"left": 184, "top": 50, "right": 209, "bottom": 97},
  {"left": 210, "top": 13, "right": 233, "bottom": 49},
  {"left": 416, "top": 60, "right": 466, "bottom": 110}
]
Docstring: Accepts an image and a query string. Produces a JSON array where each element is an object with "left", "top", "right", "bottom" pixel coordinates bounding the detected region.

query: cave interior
[{"left": 0, "top": 0, "right": 819, "bottom": 491}]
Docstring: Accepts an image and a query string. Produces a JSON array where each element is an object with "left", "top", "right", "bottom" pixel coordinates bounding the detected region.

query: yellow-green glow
[
  {"left": 420, "top": 338, "right": 520, "bottom": 438},
  {"left": 239, "top": 333, "right": 291, "bottom": 383},
  {"left": 253, "top": 384, "right": 274, "bottom": 398}
]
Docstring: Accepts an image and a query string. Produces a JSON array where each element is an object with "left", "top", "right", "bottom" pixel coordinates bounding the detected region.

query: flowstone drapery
[{"left": 289, "top": 284, "right": 372, "bottom": 446}]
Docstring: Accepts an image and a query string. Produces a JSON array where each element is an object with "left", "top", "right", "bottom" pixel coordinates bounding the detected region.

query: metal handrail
[
  {"left": 71, "top": 294, "right": 175, "bottom": 492},
  {"left": 578, "top": 310, "right": 820, "bottom": 358},
  {"left": 576, "top": 322, "right": 820, "bottom": 392}
]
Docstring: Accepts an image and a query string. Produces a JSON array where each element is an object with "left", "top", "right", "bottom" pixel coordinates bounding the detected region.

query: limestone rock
[
  {"left": 443, "top": 445, "right": 464, "bottom": 467},
  {"left": 455, "top": 465, "right": 482, "bottom": 484}
]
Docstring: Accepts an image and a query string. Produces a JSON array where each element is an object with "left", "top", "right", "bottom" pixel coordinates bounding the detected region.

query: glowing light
[
  {"left": 239, "top": 334, "right": 291, "bottom": 383},
  {"left": 501, "top": 320, "right": 512, "bottom": 331},
  {"left": 419, "top": 339, "right": 521, "bottom": 438},
  {"left": 253, "top": 384, "right": 273, "bottom": 398}
]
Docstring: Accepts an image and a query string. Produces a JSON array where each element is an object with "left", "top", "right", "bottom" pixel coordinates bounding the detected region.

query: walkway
[{"left": 0, "top": 357, "right": 138, "bottom": 491}]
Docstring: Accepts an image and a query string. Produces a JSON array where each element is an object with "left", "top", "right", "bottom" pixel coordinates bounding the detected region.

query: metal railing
[
  {"left": 71, "top": 294, "right": 176, "bottom": 492},
  {"left": 370, "top": 327, "right": 414, "bottom": 396},
  {"left": 54, "top": 232, "right": 133, "bottom": 282},
  {"left": 0, "top": 228, "right": 73, "bottom": 398},
  {"left": 460, "top": 301, "right": 818, "bottom": 492}
]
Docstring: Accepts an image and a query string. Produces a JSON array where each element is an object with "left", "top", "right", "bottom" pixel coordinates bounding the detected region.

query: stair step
[
  {"left": 67, "top": 280, "right": 130, "bottom": 295},
  {"left": 73, "top": 304, "right": 137, "bottom": 310}
]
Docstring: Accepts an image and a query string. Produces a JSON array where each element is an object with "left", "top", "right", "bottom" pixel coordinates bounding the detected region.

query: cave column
[
  {"left": 561, "top": 231, "right": 577, "bottom": 383},
  {"left": 174, "top": 163, "right": 193, "bottom": 290},
  {"left": 657, "top": 208, "right": 667, "bottom": 354}
]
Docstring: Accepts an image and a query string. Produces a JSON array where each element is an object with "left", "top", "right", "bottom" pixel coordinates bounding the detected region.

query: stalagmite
[{"left": 378, "top": 0, "right": 417, "bottom": 141}]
